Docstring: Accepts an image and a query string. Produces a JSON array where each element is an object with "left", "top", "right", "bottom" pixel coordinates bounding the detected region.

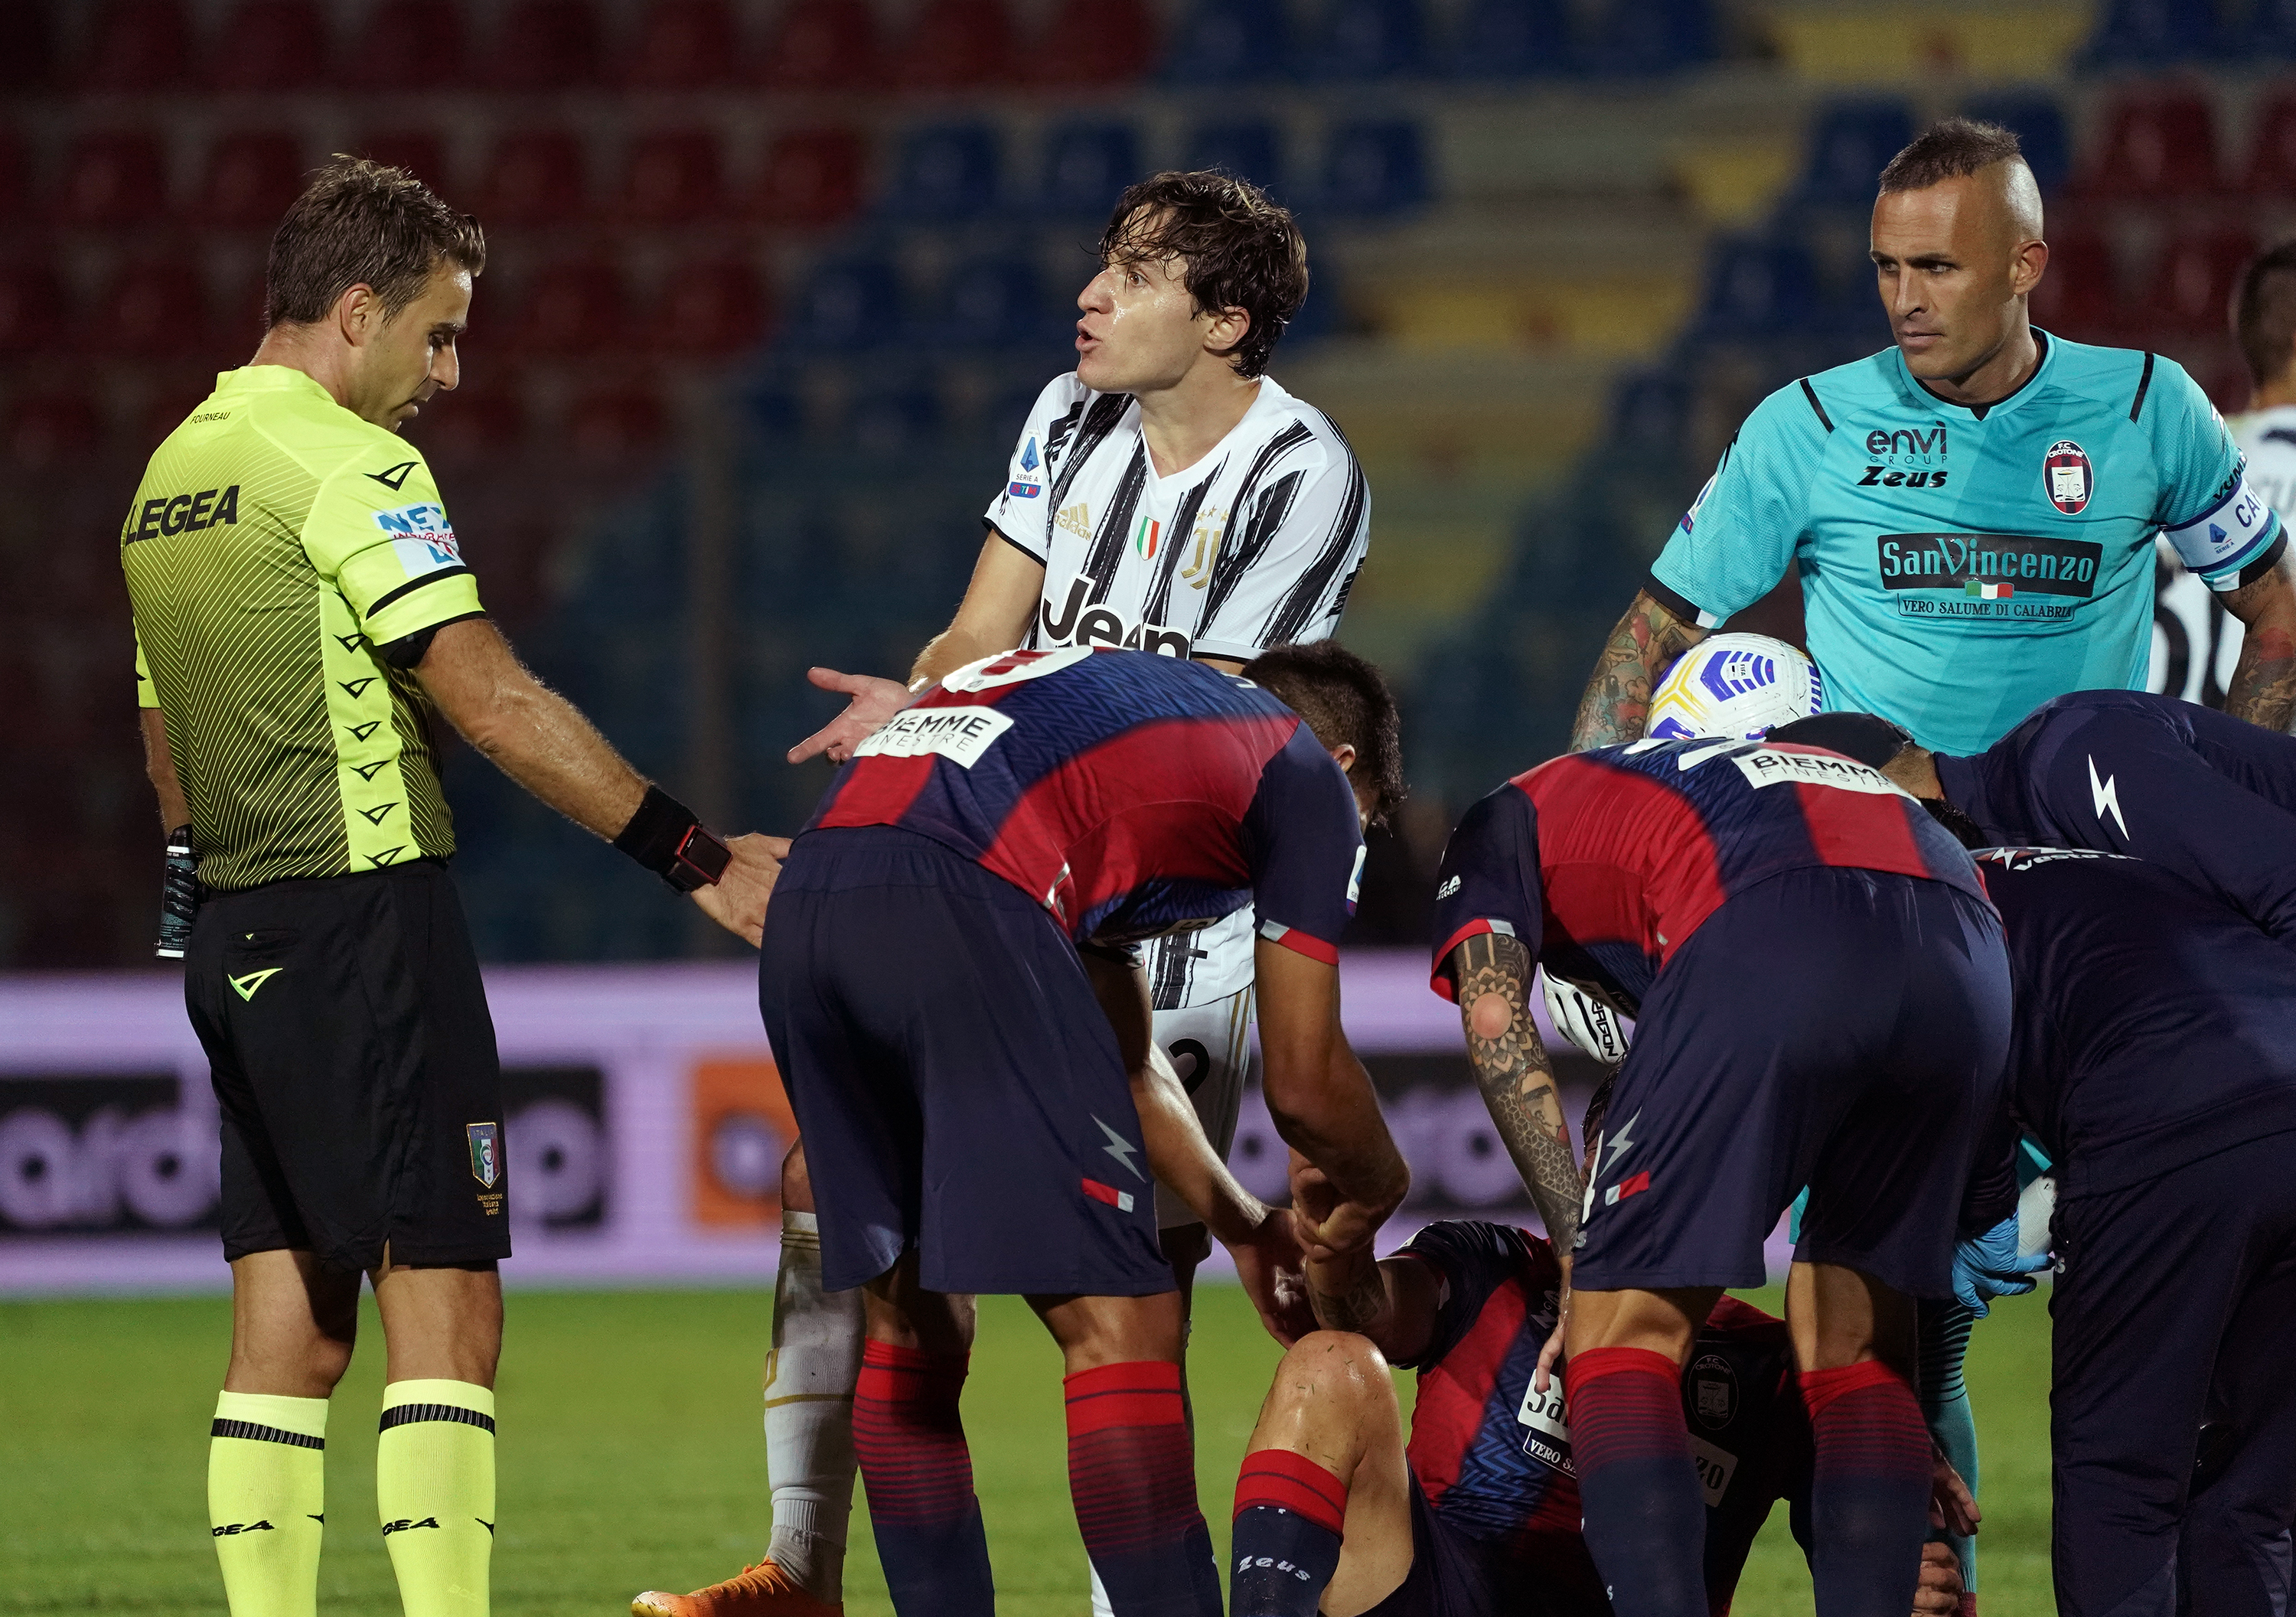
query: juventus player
[{"left": 634, "top": 171, "right": 1369, "bottom": 1617}]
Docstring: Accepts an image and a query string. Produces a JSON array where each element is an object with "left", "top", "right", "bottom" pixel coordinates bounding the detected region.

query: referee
[{"left": 124, "top": 158, "right": 779, "bottom": 1617}]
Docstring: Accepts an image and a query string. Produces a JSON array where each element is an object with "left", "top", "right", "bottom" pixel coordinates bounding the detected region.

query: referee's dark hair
[
  {"left": 2236, "top": 240, "right": 2296, "bottom": 390},
  {"left": 266, "top": 155, "right": 487, "bottom": 330},
  {"left": 1877, "top": 118, "right": 2027, "bottom": 194},
  {"left": 1242, "top": 641, "right": 1405, "bottom": 826},
  {"left": 1100, "top": 171, "right": 1309, "bottom": 379}
]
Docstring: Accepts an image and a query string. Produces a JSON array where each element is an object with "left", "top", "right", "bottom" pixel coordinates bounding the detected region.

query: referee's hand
[{"left": 691, "top": 833, "right": 788, "bottom": 947}]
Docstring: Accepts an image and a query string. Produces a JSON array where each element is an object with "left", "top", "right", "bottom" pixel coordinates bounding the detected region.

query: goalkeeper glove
[
  {"left": 1952, "top": 1210, "right": 2052, "bottom": 1316},
  {"left": 155, "top": 824, "right": 201, "bottom": 960},
  {"left": 1541, "top": 973, "right": 1631, "bottom": 1066}
]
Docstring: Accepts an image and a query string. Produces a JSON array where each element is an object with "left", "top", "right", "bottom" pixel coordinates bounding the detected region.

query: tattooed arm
[
  {"left": 1567, "top": 589, "right": 1705, "bottom": 751},
  {"left": 2223, "top": 553, "right": 2296, "bottom": 733},
  {"left": 1292, "top": 1154, "right": 1443, "bottom": 1363},
  {"left": 1452, "top": 931, "right": 1583, "bottom": 1251}
]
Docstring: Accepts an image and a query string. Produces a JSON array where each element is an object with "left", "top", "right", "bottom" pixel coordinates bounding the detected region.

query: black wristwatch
[{"left": 612, "top": 786, "right": 732, "bottom": 893}]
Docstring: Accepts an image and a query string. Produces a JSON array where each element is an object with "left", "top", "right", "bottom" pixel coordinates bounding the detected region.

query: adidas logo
[{"left": 1056, "top": 502, "right": 1091, "bottom": 539}]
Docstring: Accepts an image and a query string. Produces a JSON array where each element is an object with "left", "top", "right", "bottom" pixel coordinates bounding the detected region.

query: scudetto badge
[
  {"left": 467, "top": 1122, "right": 501, "bottom": 1188},
  {"left": 2043, "top": 439, "right": 2093, "bottom": 515}
]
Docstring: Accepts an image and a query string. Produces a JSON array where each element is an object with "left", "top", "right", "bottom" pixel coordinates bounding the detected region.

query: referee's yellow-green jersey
[{"left": 124, "top": 366, "right": 485, "bottom": 892}]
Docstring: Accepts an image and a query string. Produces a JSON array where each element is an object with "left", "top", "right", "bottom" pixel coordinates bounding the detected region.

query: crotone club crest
[
  {"left": 467, "top": 1122, "right": 501, "bottom": 1188},
  {"left": 2043, "top": 439, "right": 2093, "bottom": 515}
]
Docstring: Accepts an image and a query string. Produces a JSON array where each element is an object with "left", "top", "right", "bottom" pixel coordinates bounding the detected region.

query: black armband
[
  {"left": 612, "top": 786, "right": 732, "bottom": 892},
  {"left": 156, "top": 824, "right": 201, "bottom": 960}
]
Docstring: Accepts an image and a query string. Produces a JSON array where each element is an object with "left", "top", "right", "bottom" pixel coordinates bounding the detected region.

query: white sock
[
  {"left": 1090, "top": 1564, "right": 1115, "bottom": 1617},
  {"left": 764, "top": 1210, "right": 863, "bottom": 1602}
]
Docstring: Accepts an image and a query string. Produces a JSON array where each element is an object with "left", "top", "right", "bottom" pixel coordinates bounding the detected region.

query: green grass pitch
[{"left": 0, "top": 1283, "right": 2056, "bottom": 1614}]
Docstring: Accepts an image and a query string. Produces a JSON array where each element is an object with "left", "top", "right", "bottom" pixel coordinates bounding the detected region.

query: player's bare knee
[
  {"left": 781, "top": 1137, "right": 814, "bottom": 1214},
  {"left": 1272, "top": 1331, "right": 1393, "bottom": 1413}
]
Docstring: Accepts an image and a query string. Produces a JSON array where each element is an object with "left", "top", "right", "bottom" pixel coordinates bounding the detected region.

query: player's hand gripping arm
[
  {"left": 786, "top": 535, "right": 1048, "bottom": 764},
  {"left": 415, "top": 618, "right": 785, "bottom": 944},
  {"left": 2223, "top": 550, "right": 2296, "bottom": 732},
  {"left": 1289, "top": 1154, "right": 1443, "bottom": 1363},
  {"left": 1567, "top": 589, "right": 1705, "bottom": 750}
]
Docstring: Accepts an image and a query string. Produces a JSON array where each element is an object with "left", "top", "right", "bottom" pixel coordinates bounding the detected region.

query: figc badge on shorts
[
  {"left": 467, "top": 1122, "right": 502, "bottom": 1188},
  {"left": 2043, "top": 439, "right": 2093, "bottom": 514}
]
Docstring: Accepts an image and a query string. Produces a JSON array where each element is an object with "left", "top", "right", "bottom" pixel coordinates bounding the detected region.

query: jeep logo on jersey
[
  {"left": 2044, "top": 439, "right": 2093, "bottom": 514},
  {"left": 374, "top": 504, "right": 462, "bottom": 574},
  {"left": 1877, "top": 531, "right": 2102, "bottom": 597},
  {"left": 1039, "top": 573, "right": 1192, "bottom": 657}
]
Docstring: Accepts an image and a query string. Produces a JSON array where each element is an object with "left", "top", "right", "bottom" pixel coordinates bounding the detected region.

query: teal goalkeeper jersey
[{"left": 1646, "top": 332, "right": 2284, "bottom": 753}]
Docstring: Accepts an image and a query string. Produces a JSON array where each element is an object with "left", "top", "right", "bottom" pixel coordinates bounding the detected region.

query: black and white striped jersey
[{"left": 982, "top": 370, "right": 1371, "bottom": 1007}]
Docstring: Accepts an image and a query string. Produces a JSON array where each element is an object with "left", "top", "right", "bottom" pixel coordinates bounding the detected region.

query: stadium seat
[
  {"left": 1302, "top": 0, "right": 1424, "bottom": 79},
  {"left": 1037, "top": 122, "right": 1143, "bottom": 219},
  {"left": 879, "top": 124, "right": 1002, "bottom": 222},
  {"left": 515, "top": 259, "right": 631, "bottom": 356},
  {"left": 341, "top": 0, "right": 468, "bottom": 90},
  {"left": 413, "top": 377, "right": 528, "bottom": 468},
  {"left": 4, "top": 393, "right": 104, "bottom": 468},
  {"left": 1963, "top": 93, "right": 2071, "bottom": 197},
  {"left": 1692, "top": 235, "right": 1818, "bottom": 337},
  {"left": 1607, "top": 371, "right": 1694, "bottom": 454},
  {"left": 94, "top": 262, "right": 211, "bottom": 358},
  {"left": 484, "top": 0, "right": 602, "bottom": 91},
  {"left": 779, "top": 256, "right": 902, "bottom": 352},
  {"left": 619, "top": 129, "right": 726, "bottom": 227},
  {"left": 2245, "top": 0, "right": 2296, "bottom": 57},
  {"left": 218, "top": 268, "right": 269, "bottom": 347},
  {"left": 194, "top": 132, "right": 307, "bottom": 231},
  {"left": 651, "top": 258, "right": 771, "bottom": 357},
  {"left": 918, "top": 255, "right": 1048, "bottom": 349},
  {"left": 622, "top": 0, "right": 740, "bottom": 90},
  {"left": 80, "top": 0, "right": 191, "bottom": 92},
  {"left": 54, "top": 131, "right": 171, "bottom": 230},
  {"left": 2029, "top": 223, "right": 2121, "bottom": 340},
  {"left": 1319, "top": 120, "right": 1430, "bottom": 216},
  {"left": 1029, "top": 0, "right": 1156, "bottom": 87},
  {"left": 0, "top": 130, "right": 28, "bottom": 224},
  {"left": 2074, "top": 90, "right": 2222, "bottom": 200},
  {"left": 205, "top": 0, "right": 329, "bottom": 93},
  {"left": 2142, "top": 225, "right": 2257, "bottom": 337},
  {"left": 748, "top": 126, "right": 866, "bottom": 230},
  {"left": 477, "top": 130, "right": 589, "bottom": 229},
  {"left": 2242, "top": 87, "right": 2296, "bottom": 194},
  {"left": 1183, "top": 121, "right": 1286, "bottom": 196},
  {"left": 846, "top": 380, "right": 945, "bottom": 457},
  {"left": 352, "top": 130, "right": 451, "bottom": 191},
  {"left": 1578, "top": 0, "right": 1712, "bottom": 72},
  {"left": 1161, "top": 0, "right": 1290, "bottom": 83},
  {"left": 566, "top": 384, "right": 667, "bottom": 460},
  {"left": 753, "top": 0, "right": 879, "bottom": 92},
  {"left": 1443, "top": 0, "right": 1574, "bottom": 78},
  {"left": 2081, "top": 0, "right": 2219, "bottom": 64},
  {"left": 0, "top": 262, "right": 67, "bottom": 356},
  {"left": 887, "top": 0, "right": 1016, "bottom": 90},
  {"left": 1794, "top": 101, "right": 1915, "bottom": 209},
  {"left": 0, "top": 1, "right": 55, "bottom": 92}
]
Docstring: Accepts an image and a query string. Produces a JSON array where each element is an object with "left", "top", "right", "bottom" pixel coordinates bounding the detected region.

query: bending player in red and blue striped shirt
[{"left": 1427, "top": 737, "right": 2009, "bottom": 1617}]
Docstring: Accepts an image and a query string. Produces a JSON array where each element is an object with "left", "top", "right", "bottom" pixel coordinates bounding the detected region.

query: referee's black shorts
[{"left": 184, "top": 859, "right": 510, "bottom": 1272}]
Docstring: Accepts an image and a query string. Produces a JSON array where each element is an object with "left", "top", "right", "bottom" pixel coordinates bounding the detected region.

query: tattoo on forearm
[
  {"left": 2226, "top": 622, "right": 2296, "bottom": 733},
  {"left": 1309, "top": 1261, "right": 1391, "bottom": 1337},
  {"left": 1568, "top": 592, "right": 1701, "bottom": 751},
  {"left": 1454, "top": 932, "right": 1583, "bottom": 1250}
]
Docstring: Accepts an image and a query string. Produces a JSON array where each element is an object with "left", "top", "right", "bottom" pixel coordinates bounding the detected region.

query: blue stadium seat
[
  {"left": 1184, "top": 121, "right": 1287, "bottom": 195},
  {"left": 1039, "top": 121, "right": 1142, "bottom": 220},
  {"left": 1795, "top": 100, "right": 1914, "bottom": 208},
  {"left": 1692, "top": 235, "right": 1818, "bottom": 337},
  {"left": 879, "top": 122, "right": 1002, "bottom": 221},
  {"left": 1963, "top": 93, "right": 2070, "bottom": 196},
  {"left": 846, "top": 380, "right": 946, "bottom": 456},
  {"left": 1301, "top": 0, "right": 1424, "bottom": 80},
  {"left": 2081, "top": 0, "right": 2219, "bottom": 63},
  {"left": 1577, "top": 0, "right": 1711, "bottom": 72},
  {"left": 1443, "top": 0, "right": 1573, "bottom": 77},
  {"left": 1318, "top": 121, "right": 1430, "bottom": 216},
  {"left": 918, "top": 256, "right": 1052, "bottom": 349},
  {"left": 780, "top": 257, "right": 903, "bottom": 351},
  {"left": 1161, "top": 0, "right": 1290, "bottom": 83},
  {"left": 1606, "top": 371, "right": 1693, "bottom": 454},
  {"left": 2237, "top": 0, "right": 2296, "bottom": 57}
]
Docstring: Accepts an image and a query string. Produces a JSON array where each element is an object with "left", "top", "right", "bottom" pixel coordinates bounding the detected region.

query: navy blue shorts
[
  {"left": 760, "top": 826, "right": 1172, "bottom": 1298},
  {"left": 1574, "top": 866, "right": 2011, "bottom": 1300},
  {"left": 1358, "top": 1476, "right": 1508, "bottom": 1617}
]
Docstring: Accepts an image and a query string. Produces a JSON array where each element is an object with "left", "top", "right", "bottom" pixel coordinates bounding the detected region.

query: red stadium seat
[
  {"left": 194, "top": 132, "right": 308, "bottom": 231},
  {"left": 95, "top": 261, "right": 212, "bottom": 358},
  {"left": 516, "top": 259, "right": 630, "bottom": 355},
  {"left": 0, "top": 1, "right": 56, "bottom": 92},
  {"left": 747, "top": 127, "right": 865, "bottom": 230},
  {"left": 477, "top": 130, "right": 589, "bottom": 229},
  {"left": 206, "top": 0, "right": 330, "bottom": 93},
  {"left": 218, "top": 269, "right": 269, "bottom": 349},
  {"left": 81, "top": 0, "right": 192, "bottom": 92},
  {"left": 341, "top": 0, "right": 468, "bottom": 90},
  {"left": 2242, "top": 87, "right": 2296, "bottom": 194},
  {"left": 566, "top": 385, "right": 667, "bottom": 459},
  {"left": 411, "top": 376, "right": 528, "bottom": 468},
  {"left": 624, "top": 0, "right": 740, "bottom": 90},
  {"left": 0, "top": 263, "right": 68, "bottom": 356},
  {"left": 2030, "top": 223, "right": 2123, "bottom": 341},
  {"left": 54, "top": 131, "right": 171, "bottom": 230},
  {"left": 651, "top": 259, "right": 770, "bottom": 357},
  {"left": 755, "top": 0, "right": 879, "bottom": 91},
  {"left": 621, "top": 130, "right": 727, "bottom": 227},
  {"left": 0, "top": 129, "right": 28, "bottom": 224},
  {"left": 2141, "top": 224, "right": 2256, "bottom": 337},
  {"left": 2074, "top": 90, "right": 2222, "bottom": 200},
  {"left": 889, "top": 0, "right": 1016, "bottom": 90},
  {"left": 352, "top": 130, "right": 452, "bottom": 193},
  {"left": 1028, "top": 0, "right": 1156, "bottom": 87},
  {"left": 485, "top": 0, "right": 602, "bottom": 91}
]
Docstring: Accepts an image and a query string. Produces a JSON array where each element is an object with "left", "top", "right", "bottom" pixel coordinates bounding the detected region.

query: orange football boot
[{"left": 631, "top": 1560, "right": 841, "bottom": 1617}]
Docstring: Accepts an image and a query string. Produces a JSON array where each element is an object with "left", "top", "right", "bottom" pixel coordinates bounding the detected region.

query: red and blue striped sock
[
  {"left": 1564, "top": 1346, "right": 1708, "bottom": 1617},
  {"left": 852, "top": 1339, "right": 993, "bottom": 1617},
  {"left": 1801, "top": 1361, "right": 1932, "bottom": 1617},
  {"left": 1064, "top": 1361, "right": 1220, "bottom": 1617},
  {"left": 1229, "top": 1448, "right": 1346, "bottom": 1617}
]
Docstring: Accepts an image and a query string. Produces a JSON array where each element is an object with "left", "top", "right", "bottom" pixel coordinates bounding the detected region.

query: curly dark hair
[
  {"left": 1098, "top": 171, "right": 1309, "bottom": 379},
  {"left": 1241, "top": 641, "right": 1405, "bottom": 825},
  {"left": 266, "top": 155, "right": 485, "bottom": 328}
]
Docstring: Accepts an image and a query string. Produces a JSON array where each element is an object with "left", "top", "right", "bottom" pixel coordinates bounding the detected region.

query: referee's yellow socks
[
  {"left": 209, "top": 1390, "right": 328, "bottom": 1617},
  {"left": 377, "top": 1379, "right": 496, "bottom": 1617}
]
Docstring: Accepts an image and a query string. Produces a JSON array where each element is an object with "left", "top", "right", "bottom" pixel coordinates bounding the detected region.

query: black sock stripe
[
  {"left": 378, "top": 1402, "right": 495, "bottom": 1436},
  {"left": 211, "top": 1418, "right": 325, "bottom": 1449}
]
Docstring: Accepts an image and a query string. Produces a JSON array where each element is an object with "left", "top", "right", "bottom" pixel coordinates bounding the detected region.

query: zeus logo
[
  {"left": 1602, "top": 1110, "right": 1639, "bottom": 1173},
  {"left": 1093, "top": 1117, "right": 1145, "bottom": 1181},
  {"left": 2088, "top": 755, "right": 2128, "bottom": 839}
]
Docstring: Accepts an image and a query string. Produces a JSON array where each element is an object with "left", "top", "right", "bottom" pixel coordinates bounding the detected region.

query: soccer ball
[{"left": 1646, "top": 633, "right": 1823, "bottom": 742}]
